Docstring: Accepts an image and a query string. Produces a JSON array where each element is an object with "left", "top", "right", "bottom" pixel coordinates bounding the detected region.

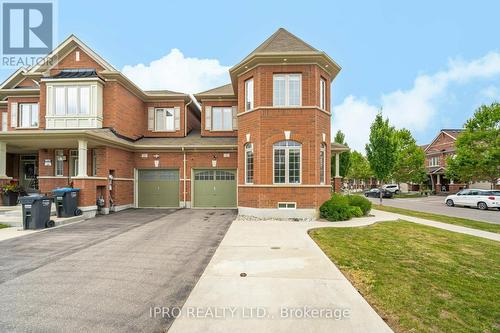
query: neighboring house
[
  {"left": 0, "top": 28, "right": 341, "bottom": 219},
  {"left": 423, "top": 129, "right": 464, "bottom": 193}
]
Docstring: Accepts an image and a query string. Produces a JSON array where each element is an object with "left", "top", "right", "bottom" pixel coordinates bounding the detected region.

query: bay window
[
  {"left": 212, "top": 107, "right": 233, "bottom": 131},
  {"left": 273, "top": 140, "right": 301, "bottom": 184},
  {"left": 155, "top": 108, "right": 175, "bottom": 131},
  {"left": 245, "top": 78, "right": 254, "bottom": 111},
  {"left": 53, "top": 85, "right": 91, "bottom": 116},
  {"left": 273, "top": 74, "right": 301, "bottom": 106},
  {"left": 245, "top": 143, "right": 254, "bottom": 184},
  {"left": 19, "top": 103, "right": 39, "bottom": 128}
]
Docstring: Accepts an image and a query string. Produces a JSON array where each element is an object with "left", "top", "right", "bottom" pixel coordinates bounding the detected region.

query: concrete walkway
[
  {"left": 371, "top": 209, "right": 500, "bottom": 241},
  {"left": 168, "top": 214, "right": 393, "bottom": 333}
]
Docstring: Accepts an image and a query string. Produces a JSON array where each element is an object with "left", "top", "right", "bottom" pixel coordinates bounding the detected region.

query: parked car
[
  {"left": 445, "top": 189, "right": 500, "bottom": 210},
  {"left": 364, "top": 188, "right": 394, "bottom": 198},
  {"left": 382, "top": 184, "right": 400, "bottom": 194}
]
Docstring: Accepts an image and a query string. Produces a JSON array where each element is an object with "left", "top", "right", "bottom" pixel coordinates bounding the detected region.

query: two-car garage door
[{"left": 137, "top": 169, "right": 237, "bottom": 208}]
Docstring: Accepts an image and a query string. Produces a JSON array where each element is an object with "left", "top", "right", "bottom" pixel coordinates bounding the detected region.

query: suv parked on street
[
  {"left": 382, "top": 184, "right": 400, "bottom": 194},
  {"left": 445, "top": 189, "right": 500, "bottom": 210}
]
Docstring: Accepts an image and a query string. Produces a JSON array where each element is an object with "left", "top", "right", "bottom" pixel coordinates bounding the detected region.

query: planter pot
[{"left": 2, "top": 192, "right": 19, "bottom": 206}]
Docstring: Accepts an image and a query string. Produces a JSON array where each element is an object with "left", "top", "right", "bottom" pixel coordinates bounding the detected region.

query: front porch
[{"left": 427, "top": 170, "right": 465, "bottom": 194}]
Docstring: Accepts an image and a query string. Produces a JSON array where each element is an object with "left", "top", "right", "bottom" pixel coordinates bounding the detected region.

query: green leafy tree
[
  {"left": 446, "top": 102, "right": 500, "bottom": 187},
  {"left": 331, "top": 130, "right": 351, "bottom": 178},
  {"left": 347, "top": 151, "right": 372, "bottom": 189},
  {"left": 393, "top": 128, "right": 427, "bottom": 188},
  {"left": 365, "top": 113, "right": 398, "bottom": 203}
]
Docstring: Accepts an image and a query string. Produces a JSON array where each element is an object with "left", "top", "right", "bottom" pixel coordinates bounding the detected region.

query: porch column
[
  {"left": 436, "top": 174, "right": 441, "bottom": 185},
  {"left": 77, "top": 140, "right": 88, "bottom": 177},
  {"left": 0, "top": 141, "right": 8, "bottom": 178},
  {"left": 335, "top": 153, "right": 340, "bottom": 178},
  {"left": 450, "top": 178, "right": 454, "bottom": 185}
]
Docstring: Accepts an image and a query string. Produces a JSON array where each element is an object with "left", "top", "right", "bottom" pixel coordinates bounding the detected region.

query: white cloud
[
  {"left": 480, "top": 85, "right": 500, "bottom": 99},
  {"left": 333, "top": 51, "right": 500, "bottom": 152},
  {"left": 122, "top": 48, "right": 231, "bottom": 93}
]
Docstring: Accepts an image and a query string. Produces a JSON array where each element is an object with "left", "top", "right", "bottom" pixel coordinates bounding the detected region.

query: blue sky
[{"left": 2, "top": 0, "right": 499, "bottom": 151}]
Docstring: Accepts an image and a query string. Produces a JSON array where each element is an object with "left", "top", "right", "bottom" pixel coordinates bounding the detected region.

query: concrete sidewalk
[{"left": 168, "top": 215, "right": 393, "bottom": 333}]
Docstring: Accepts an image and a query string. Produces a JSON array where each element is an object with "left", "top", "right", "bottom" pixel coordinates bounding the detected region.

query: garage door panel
[
  {"left": 194, "top": 169, "right": 236, "bottom": 208},
  {"left": 138, "top": 170, "right": 179, "bottom": 208}
]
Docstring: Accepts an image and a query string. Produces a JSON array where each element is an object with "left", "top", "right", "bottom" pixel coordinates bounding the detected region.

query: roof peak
[{"left": 251, "top": 28, "right": 318, "bottom": 55}]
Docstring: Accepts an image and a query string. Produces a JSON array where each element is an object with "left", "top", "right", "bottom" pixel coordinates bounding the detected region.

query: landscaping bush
[
  {"left": 347, "top": 195, "right": 372, "bottom": 216},
  {"left": 348, "top": 206, "right": 364, "bottom": 217},
  {"left": 319, "top": 194, "right": 365, "bottom": 221}
]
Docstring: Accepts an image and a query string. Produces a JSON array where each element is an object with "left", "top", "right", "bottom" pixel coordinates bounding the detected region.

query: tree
[
  {"left": 331, "top": 130, "right": 351, "bottom": 178},
  {"left": 446, "top": 102, "right": 500, "bottom": 187},
  {"left": 365, "top": 113, "right": 398, "bottom": 203},
  {"left": 392, "top": 128, "right": 427, "bottom": 187},
  {"left": 347, "top": 151, "right": 372, "bottom": 189}
]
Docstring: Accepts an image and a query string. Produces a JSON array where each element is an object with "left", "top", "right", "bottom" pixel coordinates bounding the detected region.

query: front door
[{"left": 19, "top": 155, "right": 38, "bottom": 192}]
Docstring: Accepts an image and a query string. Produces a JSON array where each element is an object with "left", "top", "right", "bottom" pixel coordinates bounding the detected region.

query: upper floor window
[
  {"left": 320, "top": 78, "right": 327, "bottom": 110},
  {"left": 320, "top": 143, "right": 326, "bottom": 184},
  {"left": 155, "top": 108, "right": 175, "bottom": 131},
  {"left": 245, "top": 143, "right": 254, "bottom": 184},
  {"left": 429, "top": 156, "right": 440, "bottom": 167},
  {"left": 19, "top": 103, "right": 39, "bottom": 128},
  {"left": 273, "top": 74, "right": 301, "bottom": 107},
  {"left": 273, "top": 140, "right": 301, "bottom": 184},
  {"left": 245, "top": 78, "right": 254, "bottom": 111},
  {"left": 54, "top": 86, "right": 91, "bottom": 116},
  {"left": 212, "top": 107, "right": 233, "bottom": 131}
]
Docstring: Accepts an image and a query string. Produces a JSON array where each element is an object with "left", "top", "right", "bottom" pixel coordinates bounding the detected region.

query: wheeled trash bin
[
  {"left": 19, "top": 195, "right": 55, "bottom": 229},
  {"left": 52, "top": 188, "right": 82, "bottom": 218}
]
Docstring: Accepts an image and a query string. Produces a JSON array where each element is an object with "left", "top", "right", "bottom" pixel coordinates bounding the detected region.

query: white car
[
  {"left": 445, "top": 189, "right": 500, "bottom": 210},
  {"left": 382, "top": 184, "right": 400, "bottom": 194}
]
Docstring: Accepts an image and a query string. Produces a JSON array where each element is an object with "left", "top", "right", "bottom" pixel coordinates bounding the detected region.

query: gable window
[
  {"left": 19, "top": 103, "right": 39, "bottom": 128},
  {"left": 429, "top": 156, "right": 440, "bottom": 167},
  {"left": 320, "top": 78, "right": 327, "bottom": 110},
  {"left": 273, "top": 74, "right": 301, "bottom": 107},
  {"left": 155, "top": 108, "right": 175, "bottom": 131},
  {"left": 212, "top": 107, "right": 233, "bottom": 131},
  {"left": 273, "top": 140, "right": 301, "bottom": 184},
  {"left": 320, "top": 143, "right": 326, "bottom": 184},
  {"left": 245, "top": 143, "right": 254, "bottom": 184},
  {"left": 245, "top": 78, "right": 254, "bottom": 111},
  {"left": 55, "top": 150, "right": 64, "bottom": 176},
  {"left": 52, "top": 85, "right": 92, "bottom": 116}
]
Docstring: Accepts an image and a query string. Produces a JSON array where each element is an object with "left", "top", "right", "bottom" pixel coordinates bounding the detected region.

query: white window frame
[
  {"left": 212, "top": 107, "right": 233, "bottom": 131},
  {"left": 273, "top": 140, "right": 302, "bottom": 184},
  {"left": 245, "top": 143, "right": 254, "bottom": 184},
  {"left": 320, "top": 143, "right": 326, "bottom": 184},
  {"left": 273, "top": 74, "right": 302, "bottom": 107},
  {"left": 154, "top": 108, "right": 175, "bottom": 132},
  {"left": 55, "top": 149, "right": 64, "bottom": 177},
  {"left": 245, "top": 78, "right": 254, "bottom": 111},
  {"left": 51, "top": 85, "right": 92, "bottom": 116},
  {"left": 69, "top": 150, "right": 78, "bottom": 177},
  {"left": 429, "top": 156, "right": 440, "bottom": 167},
  {"left": 320, "top": 78, "right": 327, "bottom": 110},
  {"left": 18, "top": 103, "right": 39, "bottom": 128},
  {"left": 277, "top": 202, "right": 297, "bottom": 209}
]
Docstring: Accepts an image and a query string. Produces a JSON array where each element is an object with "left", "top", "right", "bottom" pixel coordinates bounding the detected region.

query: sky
[{"left": 2, "top": 0, "right": 499, "bottom": 152}]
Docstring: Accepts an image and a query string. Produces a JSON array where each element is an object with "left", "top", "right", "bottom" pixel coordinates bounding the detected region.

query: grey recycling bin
[
  {"left": 52, "top": 188, "right": 82, "bottom": 218},
  {"left": 19, "top": 195, "right": 55, "bottom": 230}
]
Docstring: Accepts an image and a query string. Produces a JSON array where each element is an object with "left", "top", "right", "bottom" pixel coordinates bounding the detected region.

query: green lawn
[
  {"left": 393, "top": 193, "right": 428, "bottom": 199},
  {"left": 310, "top": 221, "right": 500, "bottom": 333},
  {"left": 0, "top": 223, "right": 8, "bottom": 229},
  {"left": 373, "top": 204, "right": 500, "bottom": 234}
]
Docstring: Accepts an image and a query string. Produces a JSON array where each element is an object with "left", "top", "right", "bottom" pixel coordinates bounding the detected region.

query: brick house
[{"left": 0, "top": 28, "right": 341, "bottom": 219}]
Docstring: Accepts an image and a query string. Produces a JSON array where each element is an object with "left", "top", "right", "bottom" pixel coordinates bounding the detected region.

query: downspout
[{"left": 182, "top": 146, "right": 187, "bottom": 208}]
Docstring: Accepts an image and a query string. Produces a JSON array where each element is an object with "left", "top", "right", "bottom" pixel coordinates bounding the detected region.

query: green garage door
[
  {"left": 194, "top": 169, "right": 237, "bottom": 208},
  {"left": 138, "top": 169, "right": 179, "bottom": 208}
]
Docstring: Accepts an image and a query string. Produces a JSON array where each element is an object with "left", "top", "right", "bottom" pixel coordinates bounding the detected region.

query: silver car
[{"left": 445, "top": 189, "right": 500, "bottom": 210}]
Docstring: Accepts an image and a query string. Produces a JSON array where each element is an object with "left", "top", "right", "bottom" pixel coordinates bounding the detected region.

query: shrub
[
  {"left": 348, "top": 205, "right": 364, "bottom": 217},
  {"left": 347, "top": 195, "right": 372, "bottom": 215},
  {"left": 330, "top": 193, "right": 349, "bottom": 205},
  {"left": 319, "top": 200, "right": 353, "bottom": 221}
]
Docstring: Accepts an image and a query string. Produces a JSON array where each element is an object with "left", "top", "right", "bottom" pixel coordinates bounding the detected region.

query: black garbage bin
[
  {"left": 52, "top": 188, "right": 82, "bottom": 218},
  {"left": 19, "top": 195, "right": 55, "bottom": 230}
]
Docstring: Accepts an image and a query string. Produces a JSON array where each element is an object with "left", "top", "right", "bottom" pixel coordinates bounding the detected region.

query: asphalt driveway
[
  {"left": 0, "top": 208, "right": 236, "bottom": 332},
  {"left": 366, "top": 196, "right": 500, "bottom": 224}
]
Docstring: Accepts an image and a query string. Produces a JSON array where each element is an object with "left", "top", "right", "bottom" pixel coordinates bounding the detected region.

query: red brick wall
[
  {"left": 49, "top": 47, "right": 104, "bottom": 75},
  {"left": 187, "top": 105, "right": 201, "bottom": 133},
  {"left": 238, "top": 186, "right": 330, "bottom": 209},
  {"left": 200, "top": 100, "right": 238, "bottom": 137},
  {"left": 425, "top": 132, "right": 457, "bottom": 168}
]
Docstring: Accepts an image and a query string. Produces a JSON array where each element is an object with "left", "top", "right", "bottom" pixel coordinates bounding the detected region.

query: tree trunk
[{"left": 379, "top": 180, "right": 384, "bottom": 205}]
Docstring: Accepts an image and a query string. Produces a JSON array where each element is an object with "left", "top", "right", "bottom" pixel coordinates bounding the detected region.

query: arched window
[
  {"left": 320, "top": 143, "right": 326, "bottom": 184},
  {"left": 245, "top": 143, "right": 254, "bottom": 184},
  {"left": 273, "top": 140, "right": 301, "bottom": 184}
]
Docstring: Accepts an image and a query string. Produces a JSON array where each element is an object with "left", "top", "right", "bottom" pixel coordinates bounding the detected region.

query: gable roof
[
  {"left": 245, "top": 28, "right": 318, "bottom": 57},
  {"left": 424, "top": 129, "right": 464, "bottom": 153},
  {"left": 193, "top": 83, "right": 235, "bottom": 99}
]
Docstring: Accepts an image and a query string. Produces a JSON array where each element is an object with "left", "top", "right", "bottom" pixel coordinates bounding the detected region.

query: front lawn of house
[
  {"left": 373, "top": 204, "right": 500, "bottom": 234},
  {"left": 310, "top": 221, "right": 500, "bottom": 333},
  {"left": 0, "top": 224, "right": 8, "bottom": 229}
]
